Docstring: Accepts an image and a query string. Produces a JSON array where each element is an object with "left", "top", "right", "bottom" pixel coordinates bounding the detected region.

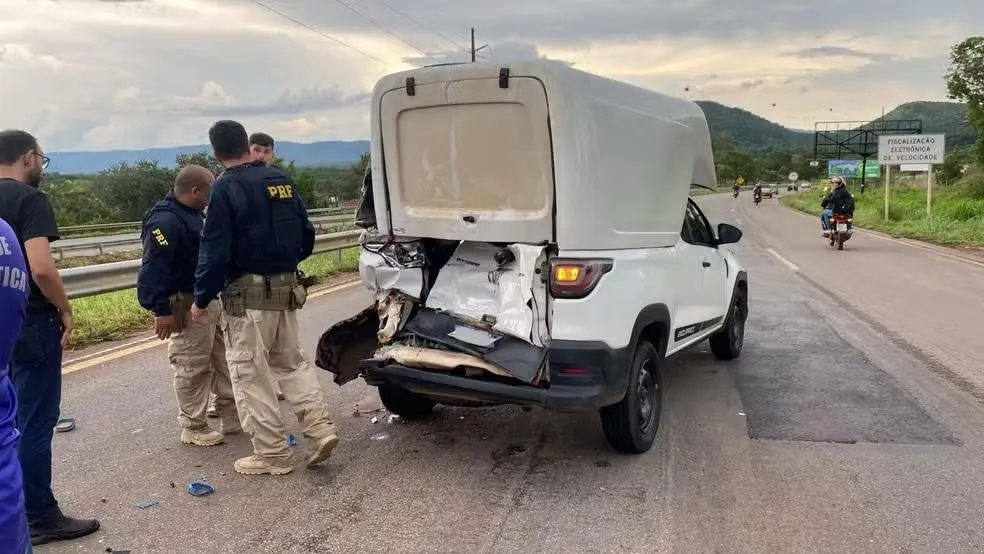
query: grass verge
[
  {"left": 67, "top": 248, "right": 360, "bottom": 348},
  {"left": 780, "top": 178, "right": 984, "bottom": 247}
]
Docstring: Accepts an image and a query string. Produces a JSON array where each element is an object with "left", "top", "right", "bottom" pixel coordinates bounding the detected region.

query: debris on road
[
  {"left": 370, "top": 433, "right": 389, "bottom": 441},
  {"left": 288, "top": 434, "right": 297, "bottom": 446},
  {"left": 387, "top": 414, "right": 400, "bottom": 424},
  {"left": 188, "top": 480, "right": 215, "bottom": 497},
  {"left": 136, "top": 500, "right": 160, "bottom": 509},
  {"left": 370, "top": 416, "right": 379, "bottom": 424}
]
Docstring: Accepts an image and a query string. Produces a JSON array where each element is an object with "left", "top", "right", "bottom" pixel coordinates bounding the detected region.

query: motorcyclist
[
  {"left": 820, "top": 176, "right": 854, "bottom": 235},
  {"left": 752, "top": 182, "right": 762, "bottom": 203},
  {"left": 733, "top": 183, "right": 740, "bottom": 197}
]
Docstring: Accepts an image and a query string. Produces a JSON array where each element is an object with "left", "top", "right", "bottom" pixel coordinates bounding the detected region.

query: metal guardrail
[
  {"left": 61, "top": 230, "right": 363, "bottom": 299},
  {"left": 53, "top": 212, "right": 357, "bottom": 260},
  {"left": 59, "top": 207, "right": 355, "bottom": 236}
]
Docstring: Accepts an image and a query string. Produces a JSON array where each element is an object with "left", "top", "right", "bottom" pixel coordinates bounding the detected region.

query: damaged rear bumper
[{"left": 361, "top": 340, "right": 631, "bottom": 412}]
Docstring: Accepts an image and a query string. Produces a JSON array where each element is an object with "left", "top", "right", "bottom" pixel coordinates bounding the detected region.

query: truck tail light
[{"left": 549, "top": 258, "right": 613, "bottom": 299}]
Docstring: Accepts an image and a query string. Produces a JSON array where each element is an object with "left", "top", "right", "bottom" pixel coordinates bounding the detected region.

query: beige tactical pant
[
  {"left": 168, "top": 301, "right": 236, "bottom": 430},
  {"left": 223, "top": 308, "right": 336, "bottom": 459}
]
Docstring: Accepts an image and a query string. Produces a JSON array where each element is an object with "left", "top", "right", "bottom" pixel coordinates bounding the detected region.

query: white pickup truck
[{"left": 317, "top": 60, "right": 748, "bottom": 453}]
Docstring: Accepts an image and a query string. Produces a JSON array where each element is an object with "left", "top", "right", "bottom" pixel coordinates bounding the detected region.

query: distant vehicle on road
[
  {"left": 317, "top": 59, "right": 749, "bottom": 455},
  {"left": 760, "top": 185, "right": 774, "bottom": 198}
]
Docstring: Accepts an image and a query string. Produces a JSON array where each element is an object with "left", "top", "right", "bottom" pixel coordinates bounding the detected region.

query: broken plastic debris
[
  {"left": 387, "top": 414, "right": 400, "bottom": 424},
  {"left": 187, "top": 481, "right": 215, "bottom": 497},
  {"left": 288, "top": 434, "right": 297, "bottom": 446},
  {"left": 738, "top": 412, "right": 747, "bottom": 416},
  {"left": 136, "top": 500, "right": 160, "bottom": 509},
  {"left": 370, "top": 416, "right": 379, "bottom": 424},
  {"left": 370, "top": 433, "right": 389, "bottom": 441},
  {"left": 131, "top": 428, "right": 144, "bottom": 434}
]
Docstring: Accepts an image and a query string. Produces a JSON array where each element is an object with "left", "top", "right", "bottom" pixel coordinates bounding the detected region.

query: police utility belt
[{"left": 220, "top": 273, "right": 307, "bottom": 317}]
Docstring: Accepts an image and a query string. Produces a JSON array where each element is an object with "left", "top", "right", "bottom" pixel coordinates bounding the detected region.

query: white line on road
[
  {"left": 736, "top": 218, "right": 743, "bottom": 225},
  {"left": 766, "top": 248, "right": 799, "bottom": 272}
]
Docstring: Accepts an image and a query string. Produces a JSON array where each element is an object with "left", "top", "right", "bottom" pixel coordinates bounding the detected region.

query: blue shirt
[
  {"left": 194, "top": 161, "right": 315, "bottom": 308},
  {"left": 0, "top": 216, "right": 29, "bottom": 553},
  {"left": 137, "top": 192, "right": 205, "bottom": 316}
]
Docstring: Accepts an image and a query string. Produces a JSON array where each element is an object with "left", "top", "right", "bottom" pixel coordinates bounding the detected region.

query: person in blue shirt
[
  {"left": 191, "top": 120, "right": 339, "bottom": 476},
  {"left": 137, "top": 164, "right": 239, "bottom": 447},
  {"left": 0, "top": 216, "right": 31, "bottom": 553}
]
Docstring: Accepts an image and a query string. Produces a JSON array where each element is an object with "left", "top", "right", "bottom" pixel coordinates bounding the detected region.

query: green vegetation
[
  {"left": 67, "top": 248, "right": 360, "bottom": 347},
  {"left": 945, "top": 36, "right": 984, "bottom": 164},
  {"left": 42, "top": 151, "right": 367, "bottom": 228},
  {"left": 781, "top": 169, "right": 984, "bottom": 246}
]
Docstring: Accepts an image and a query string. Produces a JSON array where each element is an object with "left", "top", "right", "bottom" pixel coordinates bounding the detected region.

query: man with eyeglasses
[{"left": 0, "top": 130, "right": 100, "bottom": 546}]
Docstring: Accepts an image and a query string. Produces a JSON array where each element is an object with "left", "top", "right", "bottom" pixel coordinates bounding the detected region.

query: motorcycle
[
  {"left": 733, "top": 188, "right": 739, "bottom": 198},
  {"left": 827, "top": 212, "right": 853, "bottom": 250},
  {"left": 753, "top": 193, "right": 761, "bottom": 206}
]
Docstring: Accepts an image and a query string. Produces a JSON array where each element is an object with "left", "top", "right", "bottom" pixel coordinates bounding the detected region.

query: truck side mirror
[{"left": 717, "top": 223, "right": 742, "bottom": 245}]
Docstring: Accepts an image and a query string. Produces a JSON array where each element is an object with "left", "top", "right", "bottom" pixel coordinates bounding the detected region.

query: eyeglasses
[{"left": 34, "top": 152, "right": 50, "bottom": 169}]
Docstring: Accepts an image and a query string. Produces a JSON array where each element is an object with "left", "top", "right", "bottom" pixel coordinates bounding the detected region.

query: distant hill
[
  {"left": 871, "top": 101, "right": 977, "bottom": 147},
  {"left": 47, "top": 101, "right": 977, "bottom": 173},
  {"left": 696, "top": 101, "right": 813, "bottom": 151},
  {"left": 48, "top": 140, "right": 370, "bottom": 174}
]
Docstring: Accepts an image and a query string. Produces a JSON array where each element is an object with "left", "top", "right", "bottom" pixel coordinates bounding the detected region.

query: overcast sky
[{"left": 0, "top": 0, "right": 976, "bottom": 151}]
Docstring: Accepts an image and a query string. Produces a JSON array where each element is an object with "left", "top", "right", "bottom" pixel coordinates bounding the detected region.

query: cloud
[
  {"left": 0, "top": 0, "right": 978, "bottom": 151},
  {"left": 788, "top": 46, "right": 901, "bottom": 63}
]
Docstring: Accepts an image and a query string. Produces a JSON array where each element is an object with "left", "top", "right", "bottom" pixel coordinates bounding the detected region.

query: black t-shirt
[{"left": 0, "top": 178, "right": 60, "bottom": 314}]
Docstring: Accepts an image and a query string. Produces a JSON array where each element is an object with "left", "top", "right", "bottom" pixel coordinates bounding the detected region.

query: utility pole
[{"left": 470, "top": 27, "right": 488, "bottom": 62}]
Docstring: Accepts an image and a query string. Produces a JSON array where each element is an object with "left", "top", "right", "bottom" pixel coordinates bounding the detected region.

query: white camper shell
[
  {"left": 317, "top": 61, "right": 747, "bottom": 455},
  {"left": 369, "top": 60, "right": 717, "bottom": 249}
]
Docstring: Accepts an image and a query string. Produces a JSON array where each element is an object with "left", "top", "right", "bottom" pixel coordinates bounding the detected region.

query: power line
[
  {"left": 375, "top": 0, "right": 468, "bottom": 53},
  {"left": 250, "top": 0, "right": 386, "bottom": 64},
  {"left": 330, "top": 0, "right": 437, "bottom": 62}
]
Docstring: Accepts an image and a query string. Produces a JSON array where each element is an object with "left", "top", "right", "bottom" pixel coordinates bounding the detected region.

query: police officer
[
  {"left": 191, "top": 120, "right": 339, "bottom": 476},
  {"left": 137, "top": 164, "right": 239, "bottom": 446},
  {"left": 205, "top": 132, "right": 284, "bottom": 419}
]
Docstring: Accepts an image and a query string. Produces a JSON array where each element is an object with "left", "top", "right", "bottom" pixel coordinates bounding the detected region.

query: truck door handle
[{"left": 702, "top": 261, "right": 711, "bottom": 268}]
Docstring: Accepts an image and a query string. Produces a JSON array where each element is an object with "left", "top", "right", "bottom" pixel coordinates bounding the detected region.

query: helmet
[{"left": 830, "top": 176, "right": 844, "bottom": 187}]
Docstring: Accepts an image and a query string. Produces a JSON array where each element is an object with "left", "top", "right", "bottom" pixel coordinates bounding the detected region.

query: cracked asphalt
[{"left": 42, "top": 194, "right": 984, "bottom": 553}]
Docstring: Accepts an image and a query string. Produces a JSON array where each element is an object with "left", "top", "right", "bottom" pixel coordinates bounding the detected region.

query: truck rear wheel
[
  {"left": 377, "top": 384, "right": 436, "bottom": 420},
  {"left": 600, "top": 340, "right": 662, "bottom": 453}
]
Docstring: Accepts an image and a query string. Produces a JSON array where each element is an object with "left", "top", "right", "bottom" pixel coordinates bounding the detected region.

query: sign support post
[
  {"left": 927, "top": 168, "right": 934, "bottom": 217},
  {"left": 884, "top": 165, "right": 891, "bottom": 221}
]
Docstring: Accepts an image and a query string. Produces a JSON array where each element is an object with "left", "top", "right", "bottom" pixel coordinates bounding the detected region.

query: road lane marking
[
  {"left": 766, "top": 248, "right": 799, "bottom": 272},
  {"left": 63, "top": 278, "right": 364, "bottom": 375}
]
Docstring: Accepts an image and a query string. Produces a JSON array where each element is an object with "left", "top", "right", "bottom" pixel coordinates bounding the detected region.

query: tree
[
  {"left": 175, "top": 151, "right": 224, "bottom": 176},
  {"left": 42, "top": 179, "right": 115, "bottom": 226},
  {"left": 93, "top": 160, "right": 176, "bottom": 221},
  {"left": 945, "top": 36, "right": 984, "bottom": 164}
]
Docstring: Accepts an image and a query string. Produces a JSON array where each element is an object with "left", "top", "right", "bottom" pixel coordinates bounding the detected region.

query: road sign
[
  {"left": 900, "top": 164, "right": 931, "bottom": 172},
  {"left": 736, "top": 176, "right": 745, "bottom": 186},
  {"left": 788, "top": 172, "right": 798, "bottom": 181},
  {"left": 877, "top": 134, "right": 945, "bottom": 165}
]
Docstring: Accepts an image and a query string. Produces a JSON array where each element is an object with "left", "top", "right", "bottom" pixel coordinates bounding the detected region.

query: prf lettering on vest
[
  {"left": 266, "top": 184, "right": 294, "bottom": 199},
  {"left": 152, "top": 228, "right": 168, "bottom": 247},
  {"left": 0, "top": 236, "right": 27, "bottom": 293}
]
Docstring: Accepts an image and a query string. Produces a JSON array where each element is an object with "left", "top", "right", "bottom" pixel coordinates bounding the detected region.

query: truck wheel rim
[{"left": 637, "top": 359, "right": 658, "bottom": 434}]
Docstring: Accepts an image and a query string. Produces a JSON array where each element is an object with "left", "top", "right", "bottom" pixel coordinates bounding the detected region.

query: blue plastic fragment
[
  {"left": 288, "top": 434, "right": 297, "bottom": 446},
  {"left": 136, "top": 500, "right": 160, "bottom": 509},
  {"left": 188, "top": 481, "right": 215, "bottom": 497}
]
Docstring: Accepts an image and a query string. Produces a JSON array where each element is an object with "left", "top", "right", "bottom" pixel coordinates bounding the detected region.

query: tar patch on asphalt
[{"left": 731, "top": 300, "right": 958, "bottom": 446}]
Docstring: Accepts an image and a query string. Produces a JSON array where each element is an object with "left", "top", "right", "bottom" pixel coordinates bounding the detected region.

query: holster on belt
[
  {"left": 168, "top": 293, "right": 193, "bottom": 332},
  {"left": 222, "top": 273, "right": 305, "bottom": 314}
]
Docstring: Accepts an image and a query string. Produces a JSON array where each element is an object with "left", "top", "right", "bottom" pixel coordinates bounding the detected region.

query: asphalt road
[{"left": 44, "top": 194, "right": 984, "bottom": 553}]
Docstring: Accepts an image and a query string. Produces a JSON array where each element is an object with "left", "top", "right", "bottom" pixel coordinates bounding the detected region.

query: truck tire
[
  {"left": 600, "top": 340, "right": 662, "bottom": 453},
  {"left": 709, "top": 286, "right": 747, "bottom": 360},
  {"left": 377, "top": 384, "right": 435, "bottom": 420}
]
